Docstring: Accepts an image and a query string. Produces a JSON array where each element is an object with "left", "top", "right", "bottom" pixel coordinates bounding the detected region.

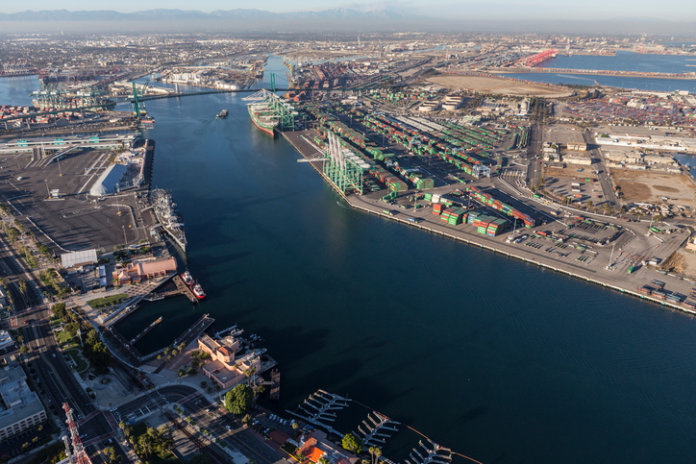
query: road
[
  {"left": 0, "top": 233, "right": 127, "bottom": 463},
  {"left": 115, "top": 386, "right": 289, "bottom": 464},
  {"left": 525, "top": 101, "right": 545, "bottom": 189},
  {"left": 583, "top": 128, "right": 618, "bottom": 206}
]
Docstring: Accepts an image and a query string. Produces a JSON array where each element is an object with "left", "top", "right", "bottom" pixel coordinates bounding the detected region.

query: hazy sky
[{"left": 2, "top": 0, "right": 695, "bottom": 20}]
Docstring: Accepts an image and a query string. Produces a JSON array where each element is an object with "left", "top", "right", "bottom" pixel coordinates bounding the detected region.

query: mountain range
[{"left": 0, "top": 8, "right": 694, "bottom": 35}]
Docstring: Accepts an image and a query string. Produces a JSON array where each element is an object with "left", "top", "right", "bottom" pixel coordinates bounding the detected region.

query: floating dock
[
  {"left": 130, "top": 316, "right": 163, "bottom": 345},
  {"left": 170, "top": 274, "right": 198, "bottom": 303}
]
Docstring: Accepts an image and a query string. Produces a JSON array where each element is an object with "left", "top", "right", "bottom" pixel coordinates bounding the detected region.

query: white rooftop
[{"left": 61, "top": 249, "right": 98, "bottom": 268}]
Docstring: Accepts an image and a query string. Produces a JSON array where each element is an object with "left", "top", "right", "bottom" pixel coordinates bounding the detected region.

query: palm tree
[{"left": 369, "top": 446, "right": 382, "bottom": 464}]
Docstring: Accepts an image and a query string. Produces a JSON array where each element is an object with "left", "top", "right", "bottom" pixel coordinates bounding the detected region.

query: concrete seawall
[{"left": 281, "top": 130, "right": 696, "bottom": 317}]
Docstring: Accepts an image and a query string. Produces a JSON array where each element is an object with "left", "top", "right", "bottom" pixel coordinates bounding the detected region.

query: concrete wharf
[
  {"left": 281, "top": 129, "right": 696, "bottom": 318},
  {"left": 172, "top": 274, "right": 198, "bottom": 303}
]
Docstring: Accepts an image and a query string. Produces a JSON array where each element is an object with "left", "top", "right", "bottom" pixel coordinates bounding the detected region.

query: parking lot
[{"left": 0, "top": 149, "right": 144, "bottom": 252}]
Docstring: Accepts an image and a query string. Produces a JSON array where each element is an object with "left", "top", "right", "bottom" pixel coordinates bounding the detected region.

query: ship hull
[{"left": 248, "top": 105, "right": 276, "bottom": 138}]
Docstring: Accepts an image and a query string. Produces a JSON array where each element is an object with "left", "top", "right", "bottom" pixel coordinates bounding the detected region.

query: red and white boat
[
  {"left": 192, "top": 283, "right": 206, "bottom": 300},
  {"left": 181, "top": 271, "right": 194, "bottom": 286}
]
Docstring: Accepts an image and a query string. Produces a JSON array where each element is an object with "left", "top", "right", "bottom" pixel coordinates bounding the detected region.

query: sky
[{"left": 1, "top": 0, "right": 695, "bottom": 21}]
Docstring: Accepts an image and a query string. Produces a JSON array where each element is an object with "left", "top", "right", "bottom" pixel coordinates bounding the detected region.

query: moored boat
[
  {"left": 192, "top": 283, "right": 206, "bottom": 300},
  {"left": 181, "top": 271, "right": 193, "bottom": 286}
]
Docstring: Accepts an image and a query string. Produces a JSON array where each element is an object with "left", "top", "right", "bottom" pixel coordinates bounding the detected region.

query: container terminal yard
[
  {"left": 273, "top": 94, "right": 696, "bottom": 316},
  {"left": 2, "top": 30, "right": 696, "bottom": 464}
]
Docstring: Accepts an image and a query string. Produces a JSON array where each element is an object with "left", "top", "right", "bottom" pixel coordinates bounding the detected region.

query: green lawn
[
  {"left": 87, "top": 293, "right": 128, "bottom": 309},
  {"left": 65, "top": 349, "right": 89, "bottom": 373},
  {"left": 55, "top": 329, "right": 75, "bottom": 345}
]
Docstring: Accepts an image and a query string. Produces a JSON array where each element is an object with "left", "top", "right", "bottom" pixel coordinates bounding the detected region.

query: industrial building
[
  {"left": 0, "top": 365, "right": 47, "bottom": 440},
  {"left": 60, "top": 249, "right": 98, "bottom": 269},
  {"left": 112, "top": 257, "right": 177, "bottom": 285},
  {"left": 89, "top": 163, "right": 128, "bottom": 196},
  {"left": 89, "top": 149, "right": 147, "bottom": 197}
]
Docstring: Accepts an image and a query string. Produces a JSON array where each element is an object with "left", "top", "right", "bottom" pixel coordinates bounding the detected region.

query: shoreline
[{"left": 280, "top": 130, "right": 696, "bottom": 318}]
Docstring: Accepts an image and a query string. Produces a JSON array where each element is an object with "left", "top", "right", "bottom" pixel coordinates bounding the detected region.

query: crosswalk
[{"left": 500, "top": 168, "right": 527, "bottom": 189}]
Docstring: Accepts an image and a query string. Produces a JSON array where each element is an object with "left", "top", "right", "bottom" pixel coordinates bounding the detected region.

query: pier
[
  {"left": 356, "top": 411, "right": 400, "bottom": 447},
  {"left": 281, "top": 129, "right": 696, "bottom": 318},
  {"left": 171, "top": 275, "right": 198, "bottom": 302},
  {"left": 151, "top": 314, "right": 215, "bottom": 369},
  {"left": 129, "top": 316, "right": 163, "bottom": 345},
  {"left": 286, "top": 389, "right": 351, "bottom": 437},
  {"left": 405, "top": 440, "right": 452, "bottom": 464}
]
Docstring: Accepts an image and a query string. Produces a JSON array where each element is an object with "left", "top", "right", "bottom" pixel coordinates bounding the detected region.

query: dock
[
  {"left": 130, "top": 316, "right": 163, "bottom": 345},
  {"left": 281, "top": 129, "right": 696, "bottom": 318},
  {"left": 356, "top": 411, "right": 400, "bottom": 447},
  {"left": 286, "top": 389, "right": 351, "bottom": 437},
  {"left": 166, "top": 274, "right": 197, "bottom": 303},
  {"left": 151, "top": 314, "right": 215, "bottom": 370}
]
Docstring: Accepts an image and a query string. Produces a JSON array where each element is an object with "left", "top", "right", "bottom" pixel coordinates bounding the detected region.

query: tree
[
  {"left": 242, "top": 413, "right": 252, "bottom": 426},
  {"left": 18, "top": 280, "right": 27, "bottom": 296},
  {"left": 224, "top": 384, "right": 253, "bottom": 415},
  {"left": 19, "top": 344, "right": 28, "bottom": 355},
  {"left": 52, "top": 302, "right": 66, "bottom": 319},
  {"left": 104, "top": 446, "right": 121, "bottom": 463},
  {"left": 64, "top": 322, "right": 80, "bottom": 338},
  {"left": 341, "top": 432, "right": 362, "bottom": 455},
  {"left": 369, "top": 446, "right": 382, "bottom": 464}
]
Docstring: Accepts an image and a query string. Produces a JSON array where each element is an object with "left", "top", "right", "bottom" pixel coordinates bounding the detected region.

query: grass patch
[
  {"left": 65, "top": 349, "right": 89, "bottom": 373},
  {"left": 55, "top": 329, "right": 75, "bottom": 345},
  {"left": 87, "top": 293, "right": 128, "bottom": 309}
]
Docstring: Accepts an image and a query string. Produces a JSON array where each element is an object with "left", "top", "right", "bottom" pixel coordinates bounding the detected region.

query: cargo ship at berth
[
  {"left": 247, "top": 102, "right": 277, "bottom": 137},
  {"left": 151, "top": 188, "right": 187, "bottom": 252}
]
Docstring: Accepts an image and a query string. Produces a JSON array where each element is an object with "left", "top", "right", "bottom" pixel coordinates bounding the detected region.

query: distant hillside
[{"left": 0, "top": 9, "right": 694, "bottom": 35}]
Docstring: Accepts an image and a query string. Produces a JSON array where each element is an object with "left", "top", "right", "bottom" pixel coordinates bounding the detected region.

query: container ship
[
  {"left": 151, "top": 188, "right": 187, "bottom": 252},
  {"left": 247, "top": 101, "right": 278, "bottom": 137}
]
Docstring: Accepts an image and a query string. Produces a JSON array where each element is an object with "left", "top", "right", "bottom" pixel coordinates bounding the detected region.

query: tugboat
[
  {"left": 192, "top": 283, "right": 206, "bottom": 300},
  {"left": 181, "top": 271, "right": 194, "bottom": 286},
  {"left": 216, "top": 109, "right": 228, "bottom": 119}
]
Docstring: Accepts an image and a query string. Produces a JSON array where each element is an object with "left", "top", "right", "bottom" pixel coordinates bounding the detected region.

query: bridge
[{"left": 0, "top": 134, "right": 135, "bottom": 153}]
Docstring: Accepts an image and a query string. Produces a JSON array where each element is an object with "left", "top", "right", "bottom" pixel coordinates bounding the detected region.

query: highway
[{"left": 525, "top": 123, "right": 543, "bottom": 188}]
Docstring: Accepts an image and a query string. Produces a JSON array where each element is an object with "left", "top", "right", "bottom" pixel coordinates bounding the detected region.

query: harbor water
[
  {"left": 3, "top": 58, "right": 696, "bottom": 462},
  {"left": 504, "top": 51, "right": 696, "bottom": 92}
]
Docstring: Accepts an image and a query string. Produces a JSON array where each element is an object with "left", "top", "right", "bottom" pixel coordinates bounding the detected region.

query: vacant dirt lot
[
  {"left": 427, "top": 74, "right": 572, "bottom": 97},
  {"left": 612, "top": 169, "right": 696, "bottom": 209}
]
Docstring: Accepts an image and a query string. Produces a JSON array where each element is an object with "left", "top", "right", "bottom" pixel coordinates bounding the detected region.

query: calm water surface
[{"left": 504, "top": 51, "right": 696, "bottom": 92}]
